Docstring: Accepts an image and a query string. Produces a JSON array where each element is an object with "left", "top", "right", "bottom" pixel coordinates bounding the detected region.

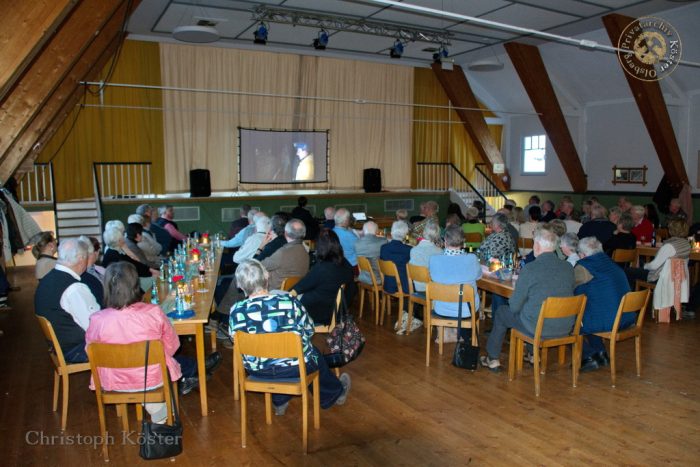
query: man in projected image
[{"left": 293, "top": 142, "right": 314, "bottom": 181}]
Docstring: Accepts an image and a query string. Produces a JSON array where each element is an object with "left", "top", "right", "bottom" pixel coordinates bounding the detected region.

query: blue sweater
[{"left": 428, "top": 253, "right": 482, "bottom": 317}]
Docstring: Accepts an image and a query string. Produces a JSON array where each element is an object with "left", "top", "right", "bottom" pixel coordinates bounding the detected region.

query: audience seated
[
  {"left": 125, "top": 222, "right": 160, "bottom": 269},
  {"left": 230, "top": 260, "right": 350, "bottom": 415},
  {"left": 664, "top": 198, "right": 687, "bottom": 226},
  {"left": 33, "top": 231, "right": 57, "bottom": 280},
  {"left": 355, "top": 221, "right": 387, "bottom": 286},
  {"left": 380, "top": 221, "right": 413, "bottom": 329},
  {"left": 333, "top": 208, "right": 359, "bottom": 272},
  {"left": 102, "top": 227, "right": 158, "bottom": 291},
  {"left": 409, "top": 221, "right": 442, "bottom": 293},
  {"left": 292, "top": 230, "right": 356, "bottom": 325},
  {"left": 395, "top": 208, "right": 410, "bottom": 226},
  {"left": 560, "top": 233, "right": 580, "bottom": 267},
  {"left": 519, "top": 205, "right": 540, "bottom": 240},
  {"left": 462, "top": 206, "right": 485, "bottom": 250},
  {"left": 262, "top": 219, "right": 310, "bottom": 290},
  {"left": 84, "top": 236, "right": 105, "bottom": 282},
  {"left": 476, "top": 213, "right": 516, "bottom": 263},
  {"left": 254, "top": 213, "right": 290, "bottom": 262},
  {"left": 78, "top": 236, "right": 104, "bottom": 307},
  {"left": 229, "top": 204, "right": 251, "bottom": 238},
  {"left": 410, "top": 202, "right": 427, "bottom": 224},
  {"left": 34, "top": 238, "right": 100, "bottom": 363},
  {"left": 291, "top": 196, "right": 319, "bottom": 240},
  {"left": 539, "top": 200, "right": 556, "bottom": 222},
  {"left": 481, "top": 226, "right": 575, "bottom": 371},
  {"left": 630, "top": 205, "right": 654, "bottom": 245},
  {"left": 523, "top": 195, "right": 540, "bottom": 221},
  {"left": 618, "top": 196, "right": 633, "bottom": 213},
  {"left": 580, "top": 200, "right": 593, "bottom": 224},
  {"left": 222, "top": 209, "right": 260, "bottom": 249},
  {"left": 323, "top": 207, "right": 336, "bottom": 230},
  {"left": 137, "top": 204, "right": 175, "bottom": 254},
  {"left": 411, "top": 201, "right": 439, "bottom": 239},
  {"left": 154, "top": 205, "right": 187, "bottom": 242},
  {"left": 574, "top": 237, "right": 631, "bottom": 372},
  {"left": 234, "top": 215, "right": 272, "bottom": 264},
  {"left": 128, "top": 213, "right": 163, "bottom": 265},
  {"left": 603, "top": 212, "right": 637, "bottom": 256},
  {"left": 447, "top": 203, "right": 466, "bottom": 223},
  {"left": 578, "top": 203, "right": 616, "bottom": 245}
]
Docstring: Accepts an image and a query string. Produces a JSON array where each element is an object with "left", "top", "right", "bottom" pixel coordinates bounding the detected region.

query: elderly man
[
  {"left": 380, "top": 221, "right": 413, "bottom": 331},
  {"left": 229, "top": 260, "right": 350, "bottom": 415},
  {"left": 411, "top": 200, "right": 439, "bottom": 239},
  {"left": 481, "top": 226, "right": 575, "bottom": 371},
  {"left": 154, "top": 205, "right": 187, "bottom": 243},
  {"left": 355, "top": 221, "right": 387, "bottom": 286},
  {"left": 254, "top": 213, "right": 290, "bottom": 261},
  {"left": 577, "top": 203, "right": 616, "bottom": 245},
  {"left": 221, "top": 209, "right": 261, "bottom": 249},
  {"left": 618, "top": 196, "right": 633, "bottom": 213},
  {"left": 77, "top": 236, "right": 104, "bottom": 307},
  {"left": 229, "top": 204, "right": 251, "bottom": 238},
  {"left": 476, "top": 213, "right": 516, "bottom": 263},
  {"left": 262, "top": 219, "right": 310, "bottom": 290},
  {"left": 630, "top": 205, "right": 654, "bottom": 244},
  {"left": 574, "top": 237, "right": 631, "bottom": 372},
  {"left": 234, "top": 215, "right": 272, "bottom": 264},
  {"left": 34, "top": 238, "right": 101, "bottom": 363},
  {"left": 323, "top": 207, "right": 336, "bottom": 230},
  {"left": 333, "top": 208, "right": 359, "bottom": 270},
  {"left": 664, "top": 198, "right": 687, "bottom": 226},
  {"left": 137, "top": 204, "right": 174, "bottom": 254}
]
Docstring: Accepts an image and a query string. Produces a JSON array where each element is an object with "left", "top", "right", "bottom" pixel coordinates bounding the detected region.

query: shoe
[
  {"left": 179, "top": 377, "right": 200, "bottom": 395},
  {"left": 394, "top": 312, "right": 408, "bottom": 332},
  {"left": 335, "top": 373, "right": 351, "bottom": 406},
  {"left": 216, "top": 323, "right": 230, "bottom": 340},
  {"left": 409, "top": 318, "right": 423, "bottom": 333},
  {"left": 204, "top": 320, "right": 219, "bottom": 333},
  {"left": 274, "top": 401, "right": 289, "bottom": 416},
  {"left": 592, "top": 351, "right": 610, "bottom": 367},
  {"left": 682, "top": 309, "right": 696, "bottom": 319},
  {"left": 434, "top": 327, "right": 459, "bottom": 343},
  {"left": 580, "top": 356, "right": 600, "bottom": 373},
  {"left": 221, "top": 338, "right": 234, "bottom": 350},
  {"left": 479, "top": 355, "right": 501, "bottom": 372},
  {"left": 205, "top": 352, "right": 223, "bottom": 374}
]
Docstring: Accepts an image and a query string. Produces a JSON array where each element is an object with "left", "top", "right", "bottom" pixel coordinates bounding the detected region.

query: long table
[
  {"left": 477, "top": 275, "right": 515, "bottom": 298},
  {"left": 147, "top": 249, "right": 222, "bottom": 417}
]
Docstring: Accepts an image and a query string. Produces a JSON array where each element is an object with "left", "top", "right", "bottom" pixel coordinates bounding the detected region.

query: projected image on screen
[{"left": 239, "top": 128, "right": 328, "bottom": 184}]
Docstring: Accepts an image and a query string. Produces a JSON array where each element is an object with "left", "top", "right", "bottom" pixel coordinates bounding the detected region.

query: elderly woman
[
  {"left": 560, "top": 233, "right": 580, "bottom": 267},
  {"left": 380, "top": 221, "right": 413, "bottom": 331},
  {"left": 332, "top": 208, "right": 359, "bottom": 271},
  {"left": 462, "top": 206, "right": 485, "bottom": 250},
  {"left": 128, "top": 213, "right": 163, "bottom": 266},
  {"left": 85, "top": 262, "right": 208, "bottom": 418},
  {"left": 33, "top": 231, "right": 57, "bottom": 280},
  {"left": 77, "top": 236, "right": 104, "bottom": 307},
  {"left": 292, "top": 229, "right": 356, "bottom": 325},
  {"left": 476, "top": 213, "right": 516, "bottom": 263},
  {"left": 125, "top": 222, "right": 160, "bottom": 269},
  {"left": 409, "top": 220, "right": 442, "bottom": 293},
  {"left": 230, "top": 259, "right": 350, "bottom": 415},
  {"left": 102, "top": 227, "right": 159, "bottom": 291}
]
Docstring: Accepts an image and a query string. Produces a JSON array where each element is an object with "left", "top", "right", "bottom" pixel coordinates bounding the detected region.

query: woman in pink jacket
[{"left": 85, "top": 262, "right": 196, "bottom": 423}]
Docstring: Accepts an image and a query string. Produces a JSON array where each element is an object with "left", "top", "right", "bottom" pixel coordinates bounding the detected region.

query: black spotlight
[
  {"left": 313, "top": 29, "right": 329, "bottom": 50},
  {"left": 390, "top": 40, "right": 404, "bottom": 59},
  {"left": 253, "top": 22, "right": 268, "bottom": 45},
  {"left": 432, "top": 45, "right": 449, "bottom": 63}
]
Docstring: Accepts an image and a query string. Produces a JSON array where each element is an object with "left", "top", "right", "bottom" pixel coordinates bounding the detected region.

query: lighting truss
[{"left": 251, "top": 5, "right": 452, "bottom": 45}]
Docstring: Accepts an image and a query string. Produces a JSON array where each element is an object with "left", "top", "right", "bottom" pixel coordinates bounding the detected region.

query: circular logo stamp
[{"left": 617, "top": 16, "right": 681, "bottom": 81}]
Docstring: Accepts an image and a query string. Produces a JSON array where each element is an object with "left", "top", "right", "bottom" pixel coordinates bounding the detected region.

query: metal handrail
[{"left": 474, "top": 163, "right": 507, "bottom": 201}]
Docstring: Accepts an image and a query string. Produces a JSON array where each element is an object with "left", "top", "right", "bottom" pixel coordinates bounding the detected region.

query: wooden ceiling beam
[
  {"left": 602, "top": 13, "right": 688, "bottom": 187},
  {"left": 430, "top": 63, "right": 510, "bottom": 191},
  {"left": 0, "top": 0, "right": 140, "bottom": 182},
  {"left": 0, "top": 0, "right": 79, "bottom": 102},
  {"left": 0, "top": 0, "right": 125, "bottom": 160},
  {"left": 504, "top": 42, "right": 587, "bottom": 193}
]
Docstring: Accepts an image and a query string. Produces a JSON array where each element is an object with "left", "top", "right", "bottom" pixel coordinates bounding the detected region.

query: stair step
[
  {"left": 56, "top": 201, "right": 97, "bottom": 210},
  {"left": 56, "top": 218, "right": 101, "bottom": 228},
  {"left": 58, "top": 226, "right": 102, "bottom": 236},
  {"left": 56, "top": 209, "right": 99, "bottom": 219}
]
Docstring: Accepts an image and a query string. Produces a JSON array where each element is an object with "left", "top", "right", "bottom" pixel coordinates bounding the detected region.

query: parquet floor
[{"left": 1, "top": 266, "right": 698, "bottom": 466}]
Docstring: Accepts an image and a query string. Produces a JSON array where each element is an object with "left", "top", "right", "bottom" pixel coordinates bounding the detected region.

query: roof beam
[
  {"left": 430, "top": 63, "right": 510, "bottom": 191},
  {"left": 602, "top": 13, "right": 689, "bottom": 187},
  {"left": 0, "top": 0, "right": 79, "bottom": 102},
  {"left": 505, "top": 42, "right": 587, "bottom": 192}
]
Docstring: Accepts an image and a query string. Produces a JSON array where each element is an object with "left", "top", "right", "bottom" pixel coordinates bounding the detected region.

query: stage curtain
[
  {"left": 36, "top": 40, "right": 165, "bottom": 201},
  {"left": 159, "top": 44, "right": 413, "bottom": 192},
  {"left": 412, "top": 68, "right": 502, "bottom": 187}
]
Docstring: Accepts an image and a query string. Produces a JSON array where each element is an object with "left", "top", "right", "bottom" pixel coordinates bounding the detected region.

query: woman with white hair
[
  {"left": 102, "top": 227, "right": 159, "bottom": 291},
  {"left": 560, "top": 233, "right": 580, "bottom": 267},
  {"left": 379, "top": 221, "right": 413, "bottom": 331}
]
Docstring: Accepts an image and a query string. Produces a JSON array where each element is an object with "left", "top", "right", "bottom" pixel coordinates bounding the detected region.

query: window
[{"left": 523, "top": 134, "right": 546, "bottom": 174}]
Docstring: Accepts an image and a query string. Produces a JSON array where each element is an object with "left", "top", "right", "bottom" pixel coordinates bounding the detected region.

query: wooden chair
[
  {"left": 508, "top": 295, "right": 587, "bottom": 397},
  {"left": 280, "top": 275, "right": 302, "bottom": 291},
  {"left": 378, "top": 259, "right": 409, "bottom": 328},
  {"left": 36, "top": 316, "right": 91, "bottom": 431},
  {"left": 464, "top": 232, "right": 484, "bottom": 250},
  {"left": 406, "top": 264, "right": 430, "bottom": 335},
  {"left": 518, "top": 237, "right": 534, "bottom": 250},
  {"left": 357, "top": 256, "right": 381, "bottom": 324},
  {"left": 86, "top": 340, "right": 177, "bottom": 461},
  {"left": 314, "top": 285, "right": 343, "bottom": 334},
  {"left": 612, "top": 248, "right": 637, "bottom": 268},
  {"left": 593, "top": 289, "right": 651, "bottom": 387},
  {"left": 234, "top": 331, "right": 320, "bottom": 454},
  {"left": 424, "top": 282, "right": 478, "bottom": 367}
]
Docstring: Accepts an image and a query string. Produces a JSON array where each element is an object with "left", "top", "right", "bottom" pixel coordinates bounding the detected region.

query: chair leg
[
  {"left": 210, "top": 323, "right": 217, "bottom": 352},
  {"left": 302, "top": 392, "right": 309, "bottom": 454},
  {"left": 264, "top": 393, "right": 272, "bottom": 425},
  {"left": 635, "top": 336, "right": 642, "bottom": 378},
  {"left": 533, "top": 347, "right": 541, "bottom": 397},
  {"left": 120, "top": 404, "right": 129, "bottom": 432},
  {"left": 516, "top": 338, "right": 524, "bottom": 373},
  {"left": 540, "top": 348, "right": 548, "bottom": 375},
  {"left": 379, "top": 295, "right": 386, "bottom": 326},
  {"left": 438, "top": 326, "right": 444, "bottom": 356},
  {"left": 96, "top": 399, "right": 109, "bottom": 461},
  {"left": 558, "top": 346, "right": 566, "bottom": 366},
  {"left": 373, "top": 290, "right": 380, "bottom": 325},
  {"left": 610, "top": 339, "right": 617, "bottom": 388},
  {"left": 61, "top": 373, "right": 69, "bottom": 432},
  {"left": 359, "top": 289, "right": 365, "bottom": 319},
  {"left": 425, "top": 326, "right": 431, "bottom": 367},
  {"left": 572, "top": 340, "right": 581, "bottom": 388},
  {"left": 312, "top": 378, "right": 320, "bottom": 430},
  {"left": 52, "top": 371, "right": 60, "bottom": 412},
  {"left": 135, "top": 403, "right": 143, "bottom": 423},
  {"left": 406, "top": 300, "right": 414, "bottom": 335},
  {"left": 508, "top": 333, "right": 517, "bottom": 381},
  {"left": 240, "top": 391, "right": 247, "bottom": 448}
]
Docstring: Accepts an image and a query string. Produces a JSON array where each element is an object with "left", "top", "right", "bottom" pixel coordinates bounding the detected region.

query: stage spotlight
[
  {"left": 253, "top": 22, "right": 268, "bottom": 44},
  {"left": 390, "top": 40, "right": 404, "bottom": 59},
  {"left": 432, "top": 45, "right": 449, "bottom": 63},
  {"left": 313, "top": 29, "right": 329, "bottom": 50}
]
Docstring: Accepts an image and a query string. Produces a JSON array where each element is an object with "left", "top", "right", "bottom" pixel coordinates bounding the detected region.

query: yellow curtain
[
  {"left": 160, "top": 44, "right": 413, "bottom": 192},
  {"left": 412, "top": 68, "right": 502, "bottom": 187},
  {"left": 37, "top": 40, "right": 164, "bottom": 201}
]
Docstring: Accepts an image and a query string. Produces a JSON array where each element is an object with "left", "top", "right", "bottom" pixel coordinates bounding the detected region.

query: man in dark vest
[{"left": 35, "top": 238, "right": 101, "bottom": 363}]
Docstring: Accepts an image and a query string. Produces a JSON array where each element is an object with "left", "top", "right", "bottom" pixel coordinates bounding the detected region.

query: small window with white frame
[{"left": 522, "top": 134, "right": 546, "bottom": 174}]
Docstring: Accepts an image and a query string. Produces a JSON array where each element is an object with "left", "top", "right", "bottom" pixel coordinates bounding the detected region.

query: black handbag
[
  {"left": 139, "top": 341, "right": 183, "bottom": 460},
  {"left": 451, "top": 284, "right": 480, "bottom": 371},
  {"left": 324, "top": 288, "right": 365, "bottom": 369}
]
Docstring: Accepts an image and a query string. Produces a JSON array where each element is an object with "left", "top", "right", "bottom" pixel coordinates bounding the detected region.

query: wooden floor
[{"left": 2, "top": 266, "right": 699, "bottom": 466}]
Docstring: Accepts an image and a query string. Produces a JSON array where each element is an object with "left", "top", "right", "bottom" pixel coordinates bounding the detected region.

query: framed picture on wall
[{"left": 612, "top": 165, "right": 647, "bottom": 186}]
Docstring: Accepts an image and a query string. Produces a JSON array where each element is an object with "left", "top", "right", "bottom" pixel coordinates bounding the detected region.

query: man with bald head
[{"left": 35, "top": 238, "right": 101, "bottom": 363}]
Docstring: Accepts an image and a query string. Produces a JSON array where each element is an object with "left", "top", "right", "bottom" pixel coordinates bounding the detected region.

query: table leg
[{"left": 195, "top": 325, "right": 208, "bottom": 416}]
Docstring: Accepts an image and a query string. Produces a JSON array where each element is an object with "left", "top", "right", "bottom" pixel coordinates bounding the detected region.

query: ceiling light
[
  {"left": 313, "top": 29, "right": 329, "bottom": 50},
  {"left": 253, "top": 22, "right": 268, "bottom": 45},
  {"left": 172, "top": 25, "right": 220, "bottom": 43},
  {"left": 467, "top": 58, "right": 504, "bottom": 72},
  {"left": 390, "top": 40, "right": 404, "bottom": 59}
]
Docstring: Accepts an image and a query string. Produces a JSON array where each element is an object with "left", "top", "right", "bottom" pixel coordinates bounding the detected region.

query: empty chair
[
  {"left": 280, "top": 276, "right": 302, "bottom": 291},
  {"left": 611, "top": 249, "right": 637, "bottom": 268}
]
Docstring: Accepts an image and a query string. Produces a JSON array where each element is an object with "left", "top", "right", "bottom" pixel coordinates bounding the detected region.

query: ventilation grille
[
  {"left": 221, "top": 206, "right": 261, "bottom": 222},
  {"left": 384, "top": 199, "right": 414, "bottom": 212},
  {"left": 173, "top": 206, "right": 200, "bottom": 222},
  {"left": 280, "top": 205, "right": 316, "bottom": 216}
]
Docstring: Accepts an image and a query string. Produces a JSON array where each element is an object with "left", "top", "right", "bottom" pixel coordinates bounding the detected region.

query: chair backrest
[
  {"left": 357, "top": 256, "right": 378, "bottom": 287},
  {"left": 280, "top": 276, "right": 302, "bottom": 291},
  {"left": 612, "top": 289, "right": 651, "bottom": 332},
  {"left": 36, "top": 316, "right": 67, "bottom": 368},
  {"left": 518, "top": 237, "right": 534, "bottom": 249},
  {"left": 612, "top": 248, "right": 637, "bottom": 265},
  {"left": 533, "top": 295, "right": 587, "bottom": 342},
  {"left": 378, "top": 259, "right": 403, "bottom": 294},
  {"left": 234, "top": 331, "right": 308, "bottom": 379},
  {"left": 406, "top": 264, "right": 430, "bottom": 295},
  {"left": 464, "top": 232, "right": 484, "bottom": 243},
  {"left": 425, "top": 282, "right": 478, "bottom": 343}
]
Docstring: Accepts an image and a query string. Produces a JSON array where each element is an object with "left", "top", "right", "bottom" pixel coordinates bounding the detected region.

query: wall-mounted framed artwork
[{"left": 612, "top": 165, "right": 647, "bottom": 186}]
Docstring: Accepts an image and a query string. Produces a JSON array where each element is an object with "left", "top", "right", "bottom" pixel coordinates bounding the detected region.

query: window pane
[
  {"left": 524, "top": 136, "right": 531, "bottom": 150},
  {"left": 523, "top": 149, "right": 546, "bottom": 173},
  {"left": 538, "top": 134, "right": 546, "bottom": 149}
]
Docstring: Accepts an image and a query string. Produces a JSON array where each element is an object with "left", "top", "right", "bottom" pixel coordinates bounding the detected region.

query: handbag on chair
[
  {"left": 325, "top": 289, "right": 365, "bottom": 368},
  {"left": 139, "top": 341, "right": 183, "bottom": 460},
  {"left": 452, "top": 284, "right": 480, "bottom": 371}
]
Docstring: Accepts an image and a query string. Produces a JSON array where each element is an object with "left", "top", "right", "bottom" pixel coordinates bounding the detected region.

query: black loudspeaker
[
  {"left": 363, "top": 168, "right": 382, "bottom": 193},
  {"left": 189, "top": 169, "right": 211, "bottom": 197}
]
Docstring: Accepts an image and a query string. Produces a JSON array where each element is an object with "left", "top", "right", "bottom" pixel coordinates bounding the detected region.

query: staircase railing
[
  {"left": 416, "top": 162, "right": 487, "bottom": 217},
  {"left": 93, "top": 162, "right": 153, "bottom": 200},
  {"left": 474, "top": 163, "right": 508, "bottom": 213},
  {"left": 18, "top": 162, "right": 54, "bottom": 205}
]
